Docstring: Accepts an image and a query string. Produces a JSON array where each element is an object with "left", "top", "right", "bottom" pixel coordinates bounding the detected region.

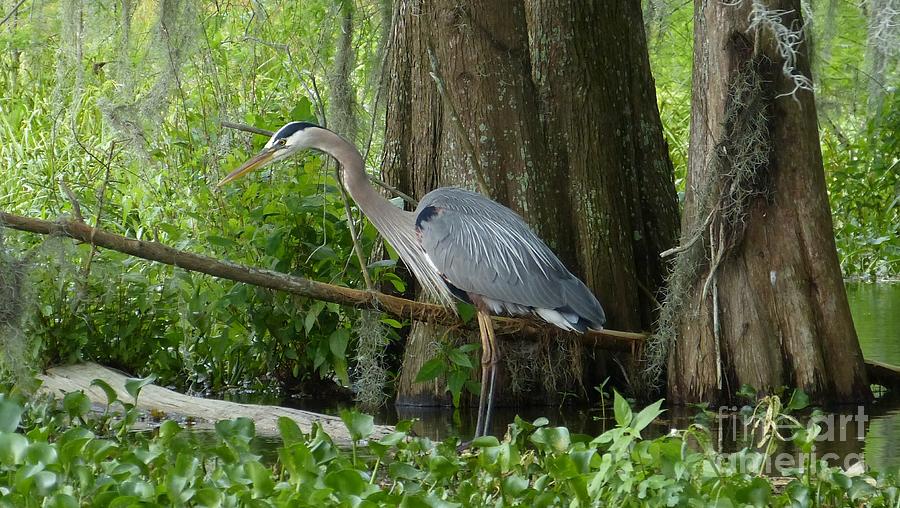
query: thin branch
[
  {"left": 80, "top": 141, "right": 116, "bottom": 284},
  {"left": 220, "top": 121, "right": 418, "bottom": 206},
  {"left": 0, "top": 0, "right": 26, "bottom": 27},
  {"left": 220, "top": 121, "right": 273, "bottom": 137},
  {"left": 336, "top": 168, "right": 375, "bottom": 291},
  {"left": 57, "top": 178, "right": 84, "bottom": 223},
  {"left": 659, "top": 208, "right": 715, "bottom": 258},
  {"left": 1, "top": 210, "right": 646, "bottom": 350}
]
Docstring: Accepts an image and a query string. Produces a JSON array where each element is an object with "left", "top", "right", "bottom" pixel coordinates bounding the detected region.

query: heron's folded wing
[{"left": 416, "top": 188, "right": 605, "bottom": 327}]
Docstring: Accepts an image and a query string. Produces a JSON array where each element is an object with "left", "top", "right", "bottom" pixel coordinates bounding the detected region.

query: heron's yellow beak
[{"left": 217, "top": 147, "right": 278, "bottom": 187}]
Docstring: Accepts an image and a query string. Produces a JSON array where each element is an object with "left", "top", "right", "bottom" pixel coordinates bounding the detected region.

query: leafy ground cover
[{"left": 0, "top": 382, "right": 896, "bottom": 507}]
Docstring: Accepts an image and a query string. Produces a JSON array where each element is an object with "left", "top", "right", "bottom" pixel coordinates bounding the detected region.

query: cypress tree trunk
[
  {"left": 666, "top": 0, "right": 870, "bottom": 404},
  {"left": 382, "top": 0, "right": 678, "bottom": 407},
  {"left": 525, "top": 0, "right": 680, "bottom": 331}
]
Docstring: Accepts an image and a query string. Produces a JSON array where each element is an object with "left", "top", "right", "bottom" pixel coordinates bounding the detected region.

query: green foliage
[
  {"left": 0, "top": 1, "right": 393, "bottom": 395},
  {"left": 0, "top": 389, "right": 898, "bottom": 506},
  {"left": 414, "top": 342, "right": 481, "bottom": 408},
  {"left": 824, "top": 92, "right": 900, "bottom": 278}
]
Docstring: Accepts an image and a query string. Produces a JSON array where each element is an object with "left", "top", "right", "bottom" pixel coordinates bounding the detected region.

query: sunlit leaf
[
  {"left": 90, "top": 379, "right": 119, "bottom": 406},
  {"left": 340, "top": 409, "right": 374, "bottom": 442},
  {"left": 414, "top": 358, "right": 445, "bottom": 383},
  {"left": 124, "top": 375, "right": 157, "bottom": 402},
  {"left": 448, "top": 349, "right": 473, "bottom": 369},
  {"left": 63, "top": 392, "right": 90, "bottom": 419},
  {"left": 631, "top": 399, "right": 665, "bottom": 435},
  {"left": 0, "top": 399, "right": 23, "bottom": 433},
  {"left": 613, "top": 390, "right": 632, "bottom": 428}
]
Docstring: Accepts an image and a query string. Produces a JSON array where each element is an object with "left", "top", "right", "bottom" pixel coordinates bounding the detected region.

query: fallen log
[
  {"left": 1, "top": 210, "right": 646, "bottom": 351},
  {"left": 38, "top": 362, "right": 393, "bottom": 442}
]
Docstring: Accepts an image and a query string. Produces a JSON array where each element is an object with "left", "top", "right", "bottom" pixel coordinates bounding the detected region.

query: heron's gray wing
[{"left": 416, "top": 187, "right": 606, "bottom": 328}]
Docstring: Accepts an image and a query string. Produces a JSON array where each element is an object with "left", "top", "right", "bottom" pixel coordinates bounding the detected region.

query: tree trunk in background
[
  {"left": 382, "top": 0, "right": 678, "bottom": 407},
  {"left": 667, "top": 0, "right": 871, "bottom": 404},
  {"left": 525, "top": 1, "right": 680, "bottom": 331}
]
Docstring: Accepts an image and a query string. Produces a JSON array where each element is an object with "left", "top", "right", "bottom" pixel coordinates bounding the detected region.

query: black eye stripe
[{"left": 273, "top": 121, "right": 318, "bottom": 141}]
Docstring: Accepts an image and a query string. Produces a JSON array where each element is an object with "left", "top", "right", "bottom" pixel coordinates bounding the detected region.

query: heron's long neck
[
  {"left": 313, "top": 128, "right": 455, "bottom": 307},
  {"left": 314, "top": 129, "right": 411, "bottom": 229}
]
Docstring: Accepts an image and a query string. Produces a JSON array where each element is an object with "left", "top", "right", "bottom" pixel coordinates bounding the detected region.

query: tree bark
[
  {"left": 525, "top": 0, "right": 680, "bottom": 331},
  {"left": 667, "top": 0, "right": 870, "bottom": 404},
  {"left": 383, "top": 0, "right": 678, "bottom": 406}
]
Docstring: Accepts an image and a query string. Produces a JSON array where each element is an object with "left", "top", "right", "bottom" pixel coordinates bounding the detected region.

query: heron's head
[{"left": 217, "top": 121, "right": 322, "bottom": 187}]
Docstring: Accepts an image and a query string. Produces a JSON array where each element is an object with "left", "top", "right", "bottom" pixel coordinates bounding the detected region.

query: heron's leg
[
  {"left": 483, "top": 313, "right": 499, "bottom": 435},
  {"left": 474, "top": 311, "right": 493, "bottom": 438}
]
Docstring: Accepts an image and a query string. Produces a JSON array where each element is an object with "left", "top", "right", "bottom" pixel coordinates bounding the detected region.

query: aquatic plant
[{"left": 0, "top": 385, "right": 896, "bottom": 506}]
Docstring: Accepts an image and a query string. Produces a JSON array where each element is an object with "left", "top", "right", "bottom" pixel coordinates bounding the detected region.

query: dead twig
[
  {"left": 0, "top": 0, "right": 27, "bottom": 27},
  {"left": 57, "top": 178, "right": 84, "bottom": 223}
]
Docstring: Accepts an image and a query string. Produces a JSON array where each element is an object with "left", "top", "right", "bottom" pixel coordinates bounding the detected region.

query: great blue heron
[{"left": 218, "top": 122, "right": 606, "bottom": 438}]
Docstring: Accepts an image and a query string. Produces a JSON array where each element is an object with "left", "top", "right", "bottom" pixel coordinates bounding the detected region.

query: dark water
[
  {"left": 242, "top": 283, "right": 900, "bottom": 471},
  {"left": 395, "top": 282, "right": 900, "bottom": 472},
  {"left": 848, "top": 282, "right": 900, "bottom": 471}
]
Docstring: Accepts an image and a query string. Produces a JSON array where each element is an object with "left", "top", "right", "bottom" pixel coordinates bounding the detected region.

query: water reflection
[{"left": 849, "top": 282, "right": 900, "bottom": 365}]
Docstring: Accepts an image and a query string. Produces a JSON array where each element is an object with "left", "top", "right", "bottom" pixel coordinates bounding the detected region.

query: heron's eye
[{"left": 277, "top": 138, "right": 287, "bottom": 147}]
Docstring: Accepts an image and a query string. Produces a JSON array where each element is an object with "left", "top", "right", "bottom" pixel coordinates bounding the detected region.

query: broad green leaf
[
  {"left": 382, "top": 273, "right": 407, "bottom": 293},
  {"left": 736, "top": 384, "right": 757, "bottom": 400},
  {"left": 324, "top": 468, "right": 367, "bottom": 496},
  {"left": 333, "top": 357, "right": 350, "bottom": 386},
  {"left": 166, "top": 453, "right": 199, "bottom": 502},
  {"left": 0, "top": 433, "right": 29, "bottom": 465},
  {"left": 502, "top": 474, "right": 529, "bottom": 497},
  {"left": 377, "top": 432, "right": 406, "bottom": 447},
  {"left": 471, "top": 435, "right": 500, "bottom": 448},
  {"left": 532, "top": 417, "right": 550, "bottom": 427},
  {"left": 0, "top": 398, "right": 23, "bottom": 432},
  {"left": 46, "top": 494, "right": 79, "bottom": 508},
  {"left": 448, "top": 349, "right": 473, "bottom": 369},
  {"left": 124, "top": 374, "right": 157, "bottom": 401},
  {"left": 631, "top": 399, "right": 665, "bottom": 434},
  {"left": 329, "top": 329, "right": 350, "bottom": 358},
  {"left": 447, "top": 370, "right": 468, "bottom": 408},
  {"left": 381, "top": 317, "right": 404, "bottom": 328},
  {"left": 613, "top": 390, "right": 632, "bottom": 428},
  {"left": 414, "top": 358, "right": 445, "bottom": 383},
  {"left": 63, "top": 391, "right": 90, "bottom": 419},
  {"left": 193, "top": 488, "right": 224, "bottom": 508},
  {"left": 33, "top": 470, "right": 59, "bottom": 496},
  {"left": 26, "top": 442, "right": 58, "bottom": 465},
  {"left": 457, "top": 303, "right": 476, "bottom": 323},
  {"left": 340, "top": 409, "right": 374, "bottom": 442},
  {"left": 530, "top": 427, "right": 570, "bottom": 453},
  {"left": 389, "top": 462, "right": 423, "bottom": 480},
  {"left": 245, "top": 460, "right": 274, "bottom": 496},
  {"left": 90, "top": 379, "right": 119, "bottom": 406},
  {"left": 158, "top": 420, "right": 181, "bottom": 440},
  {"left": 785, "top": 390, "right": 810, "bottom": 412},
  {"left": 278, "top": 417, "right": 305, "bottom": 447}
]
